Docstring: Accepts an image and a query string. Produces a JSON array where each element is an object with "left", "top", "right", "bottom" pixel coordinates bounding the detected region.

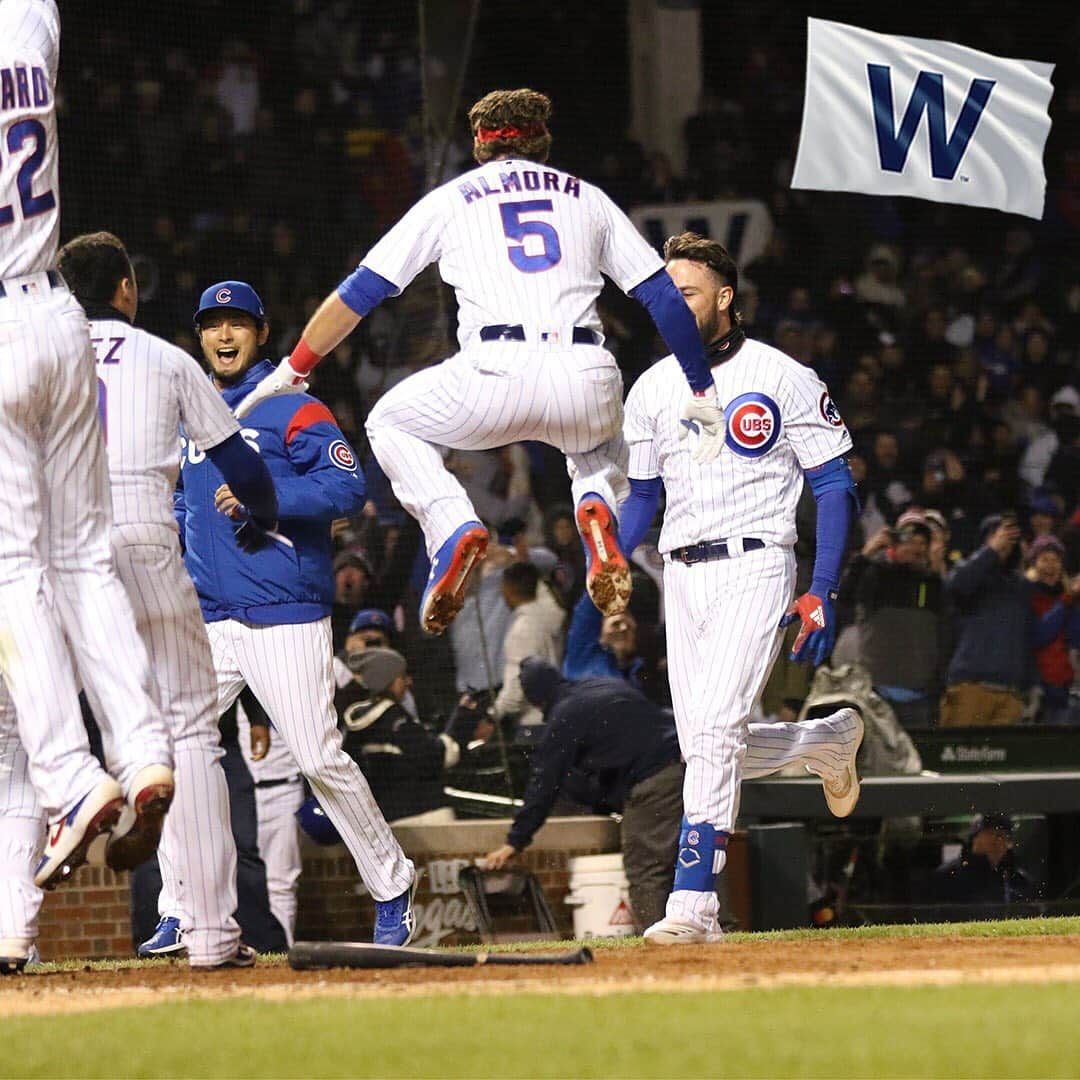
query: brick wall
[{"left": 37, "top": 817, "right": 750, "bottom": 960}]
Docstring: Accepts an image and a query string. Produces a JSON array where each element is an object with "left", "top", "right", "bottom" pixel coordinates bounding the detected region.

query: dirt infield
[{"left": 3, "top": 933, "right": 1080, "bottom": 1017}]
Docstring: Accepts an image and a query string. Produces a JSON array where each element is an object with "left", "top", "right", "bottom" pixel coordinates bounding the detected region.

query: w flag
[{"left": 791, "top": 19, "right": 1055, "bottom": 220}]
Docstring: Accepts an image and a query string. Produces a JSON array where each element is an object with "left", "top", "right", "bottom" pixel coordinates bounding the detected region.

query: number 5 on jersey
[{"left": 499, "top": 200, "right": 561, "bottom": 273}]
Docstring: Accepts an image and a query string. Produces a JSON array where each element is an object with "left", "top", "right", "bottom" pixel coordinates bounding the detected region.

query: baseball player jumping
[
  {"left": 232, "top": 88, "right": 726, "bottom": 636},
  {"left": 179, "top": 281, "right": 417, "bottom": 946},
  {"left": 0, "top": 0, "right": 174, "bottom": 926},
  {"left": 620, "top": 233, "right": 864, "bottom": 944}
]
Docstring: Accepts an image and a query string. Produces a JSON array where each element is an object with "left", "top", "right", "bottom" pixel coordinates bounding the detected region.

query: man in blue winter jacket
[{"left": 178, "top": 281, "right": 417, "bottom": 946}]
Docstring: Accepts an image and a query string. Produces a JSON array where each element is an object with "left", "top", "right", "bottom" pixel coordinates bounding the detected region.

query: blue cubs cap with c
[
  {"left": 349, "top": 608, "right": 393, "bottom": 635},
  {"left": 194, "top": 280, "right": 266, "bottom": 326}
]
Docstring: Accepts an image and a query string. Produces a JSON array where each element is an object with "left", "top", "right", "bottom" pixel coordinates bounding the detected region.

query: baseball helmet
[
  {"left": 295, "top": 795, "right": 343, "bottom": 846},
  {"left": 194, "top": 280, "right": 266, "bottom": 326}
]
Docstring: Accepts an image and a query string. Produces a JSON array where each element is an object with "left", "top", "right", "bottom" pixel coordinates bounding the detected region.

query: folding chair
[{"left": 457, "top": 865, "right": 561, "bottom": 944}]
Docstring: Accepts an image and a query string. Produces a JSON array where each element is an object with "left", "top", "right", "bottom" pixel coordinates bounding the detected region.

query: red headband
[{"left": 475, "top": 124, "right": 546, "bottom": 143}]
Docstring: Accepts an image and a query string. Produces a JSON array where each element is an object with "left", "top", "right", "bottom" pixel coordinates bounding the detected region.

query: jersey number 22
[{"left": 0, "top": 120, "right": 55, "bottom": 225}]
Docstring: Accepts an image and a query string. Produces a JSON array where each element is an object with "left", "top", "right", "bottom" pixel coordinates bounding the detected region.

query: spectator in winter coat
[
  {"left": 941, "top": 515, "right": 1035, "bottom": 726},
  {"left": 1026, "top": 535, "right": 1080, "bottom": 725},
  {"left": 337, "top": 648, "right": 466, "bottom": 825}
]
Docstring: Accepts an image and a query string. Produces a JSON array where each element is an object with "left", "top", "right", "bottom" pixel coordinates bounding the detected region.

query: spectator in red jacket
[{"left": 1027, "top": 535, "right": 1080, "bottom": 724}]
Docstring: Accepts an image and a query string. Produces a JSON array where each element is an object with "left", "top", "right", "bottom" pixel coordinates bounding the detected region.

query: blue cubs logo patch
[
  {"left": 819, "top": 391, "right": 844, "bottom": 428},
  {"left": 725, "top": 392, "right": 781, "bottom": 458},
  {"left": 328, "top": 439, "right": 357, "bottom": 471}
]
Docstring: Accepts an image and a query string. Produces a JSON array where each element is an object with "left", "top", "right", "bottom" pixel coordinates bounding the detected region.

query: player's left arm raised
[{"left": 777, "top": 372, "right": 858, "bottom": 665}]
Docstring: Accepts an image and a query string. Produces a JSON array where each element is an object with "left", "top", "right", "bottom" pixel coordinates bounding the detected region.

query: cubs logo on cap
[
  {"left": 819, "top": 391, "right": 845, "bottom": 428},
  {"left": 725, "top": 392, "right": 781, "bottom": 458},
  {"left": 194, "top": 280, "right": 266, "bottom": 326}
]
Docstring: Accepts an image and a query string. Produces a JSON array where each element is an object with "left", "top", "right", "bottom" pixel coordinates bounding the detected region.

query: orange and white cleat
[
  {"left": 419, "top": 521, "right": 489, "bottom": 635},
  {"left": 576, "top": 494, "right": 631, "bottom": 616}
]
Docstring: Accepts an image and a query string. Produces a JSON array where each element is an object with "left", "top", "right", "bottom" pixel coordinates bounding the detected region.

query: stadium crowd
[{"left": 57, "top": 3, "right": 1080, "bottom": 826}]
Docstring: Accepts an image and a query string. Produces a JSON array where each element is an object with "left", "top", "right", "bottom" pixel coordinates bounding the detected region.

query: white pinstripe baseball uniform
[
  {"left": 0, "top": 1, "right": 169, "bottom": 825},
  {"left": 624, "top": 338, "right": 856, "bottom": 931},
  {"left": 365, "top": 158, "right": 664, "bottom": 559},
  {"left": 0, "top": 686, "right": 43, "bottom": 957},
  {"left": 235, "top": 701, "right": 303, "bottom": 946},
  {"left": 90, "top": 314, "right": 244, "bottom": 964}
]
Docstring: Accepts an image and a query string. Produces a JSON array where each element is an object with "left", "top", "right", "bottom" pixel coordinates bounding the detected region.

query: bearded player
[
  {"left": 619, "top": 233, "right": 864, "bottom": 944},
  {"left": 232, "top": 88, "right": 726, "bottom": 636}
]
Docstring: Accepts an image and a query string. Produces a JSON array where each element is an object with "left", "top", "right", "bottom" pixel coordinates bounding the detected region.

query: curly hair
[
  {"left": 467, "top": 88, "right": 552, "bottom": 164},
  {"left": 663, "top": 231, "right": 741, "bottom": 324}
]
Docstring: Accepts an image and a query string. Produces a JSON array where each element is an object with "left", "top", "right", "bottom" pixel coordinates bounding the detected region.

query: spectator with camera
[
  {"left": 941, "top": 514, "right": 1036, "bottom": 726},
  {"left": 837, "top": 519, "right": 945, "bottom": 727}
]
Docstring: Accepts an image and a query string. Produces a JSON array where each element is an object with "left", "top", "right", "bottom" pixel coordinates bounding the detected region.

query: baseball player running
[
  {"left": 0, "top": 0, "right": 174, "bottom": 906},
  {"left": 182, "top": 281, "right": 417, "bottom": 945},
  {"left": 232, "top": 88, "right": 726, "bottom": 636},
  {"left": 619, "top": 233, "right": 863, "bottom": 944}
]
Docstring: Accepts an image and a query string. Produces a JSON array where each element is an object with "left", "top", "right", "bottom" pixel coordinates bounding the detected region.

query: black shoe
[{"left": 193, "top": 943, "right": 257, "bottom": 970}]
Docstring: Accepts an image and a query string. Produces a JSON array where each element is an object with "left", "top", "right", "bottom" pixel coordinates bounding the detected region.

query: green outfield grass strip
[
  {"left": 3, "top": 982, "right": 1079, "bottom": 1078},
  {"left": 22, "top": 914, "right": 1080, "bottom": 973}
]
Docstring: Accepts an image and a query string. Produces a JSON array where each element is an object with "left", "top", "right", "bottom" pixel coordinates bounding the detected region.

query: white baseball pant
[
  {"left": 206, "top": 617, "right": 414, "bottom": 902},
  {"left": 112, "top": 526, "right": 240, "bottom": 965},
  {"left": 365, "top": 341, "right": 628, "bottom": 558},
  {"left": 236, "top": 702, "right": 304, "bottom": 946},
  {"left": 0, "top": 687, "right": 43, "bottom": 954},
  {"left": 0, "top": 279, "right": 169, "bottom": 819},
  {"left": 662, "top": 545, "right": 859, "bottom": 929}
]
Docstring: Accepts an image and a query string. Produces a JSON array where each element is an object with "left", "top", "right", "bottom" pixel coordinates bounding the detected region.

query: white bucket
[{"left": 564, "top": 853, "right": 636, "bottom": 938}]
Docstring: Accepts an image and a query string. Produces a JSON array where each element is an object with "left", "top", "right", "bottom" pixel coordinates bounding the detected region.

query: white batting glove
[
  {"left": 233, "top": 357, "right": 308, "bottom": 419},
  {"left": 678, "top": 385, "right": 726, "bottom": 465}
]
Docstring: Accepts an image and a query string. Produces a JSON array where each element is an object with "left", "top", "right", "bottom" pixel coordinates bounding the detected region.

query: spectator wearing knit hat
[
  {"left": 1027, "top": 536, "right": 1080, "bottom": 725},
  {"left": 337, "top": 648, "right": 464, "bottom": 825}
]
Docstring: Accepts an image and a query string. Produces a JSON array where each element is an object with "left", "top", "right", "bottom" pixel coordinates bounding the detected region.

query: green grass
[{"left": 4, "top": 983, "right": 1080, "bottom": 1078}]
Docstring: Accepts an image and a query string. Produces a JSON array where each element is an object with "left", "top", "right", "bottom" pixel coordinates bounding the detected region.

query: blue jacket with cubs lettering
[{"left": 177, "top": 359, "right": 365, "bottom": 625}]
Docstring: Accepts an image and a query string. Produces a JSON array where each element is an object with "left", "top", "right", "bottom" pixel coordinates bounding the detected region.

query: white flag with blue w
[{"left": 791, "top": 19, "right": 1055, "bottom": 220}]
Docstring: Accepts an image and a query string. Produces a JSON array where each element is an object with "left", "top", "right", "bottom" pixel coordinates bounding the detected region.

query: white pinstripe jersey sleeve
[
  {"left": 173, "top": 348, "right": 240, "bottom": 452},
  {"left": 360, "top": 187, "right": 446, "bottom": 293},
  {"left": 776, "top": 360, "right": 853, "bottom": 470},
  {"left": 624, "top": 373, "right": 661, "bottom": 481},
  {"left": 0, "top": 0, "right": 61, "bottom": 276},
  {"left": 594, "top": 187, "right": 664, "bottom": 294}
]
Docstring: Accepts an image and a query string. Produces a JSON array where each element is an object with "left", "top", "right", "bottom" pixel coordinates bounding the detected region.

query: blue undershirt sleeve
[
  {"left": 629, "top": 270, "right": 713, "bottom": 393},
  {"left": 805, "top": 457, "right": 857, "bottom": 597},
  {"left": 205, "top": 432, "right": 278, "bottom": 526},
  {"left": 337, "top": 266, "right": 399, "bottom": 318},
  {"left": 619, "top": 476, "right": 663, "bottom": 556}
]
